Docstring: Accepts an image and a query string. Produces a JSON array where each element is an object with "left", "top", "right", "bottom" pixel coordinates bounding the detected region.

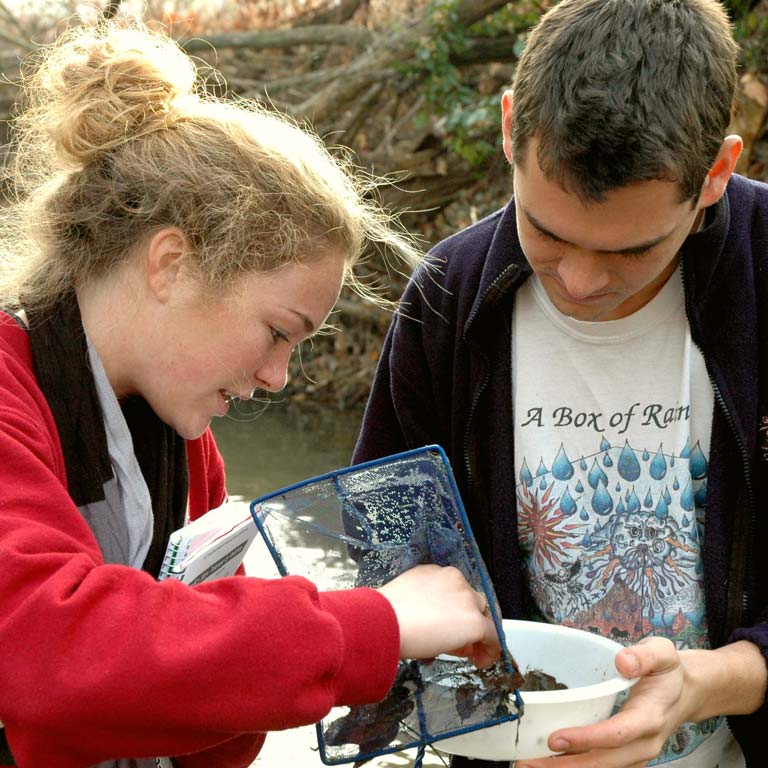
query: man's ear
[
  {"left": 698, "top": 135, "right": 743, "bottom": 208},
  {"left": 501, "top": 89, "right": 514, "bottom": 165},
  {"left": 146, "top": 227, "right": 190, "bottom": 303}
]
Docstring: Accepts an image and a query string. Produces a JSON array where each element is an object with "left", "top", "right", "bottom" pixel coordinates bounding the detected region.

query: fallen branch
[
  {"left": 293, "top": 0, "right": 509, "bottom": 122},
  {"left": 294, "top": 0, "right": 367, "bottom": 26},
  {"left": 178, "top": 25, "right": 372, "bottom": 53}
]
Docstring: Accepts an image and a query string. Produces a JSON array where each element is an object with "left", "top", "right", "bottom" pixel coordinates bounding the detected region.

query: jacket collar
[
  {"left": 463, "top": 198, "right": 530, "bottom": 343},
  {"left": 682, "top": 176, "right": 758, "bottom": 462},
  {"left": 466, "top": 175, "right": 758, "bottom": 461}
]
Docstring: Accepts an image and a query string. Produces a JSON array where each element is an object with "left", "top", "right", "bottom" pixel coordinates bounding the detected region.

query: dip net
[{"left": 250, "top": 445, "right": 523, "bottom": 766}]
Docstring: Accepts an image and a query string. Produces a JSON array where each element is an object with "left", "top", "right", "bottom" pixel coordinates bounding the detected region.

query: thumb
[{"left": 616, "top": 637, "right": 678, "bottom": 679}]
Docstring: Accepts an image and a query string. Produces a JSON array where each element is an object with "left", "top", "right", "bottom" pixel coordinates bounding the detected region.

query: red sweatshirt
[{"left": 0, "top": 314, "right": 399, "bottom": 768}]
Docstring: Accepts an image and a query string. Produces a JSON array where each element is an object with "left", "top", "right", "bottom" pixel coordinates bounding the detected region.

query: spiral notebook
[{"left": 158, "top": 500, "right": 261, "bottom": 585}]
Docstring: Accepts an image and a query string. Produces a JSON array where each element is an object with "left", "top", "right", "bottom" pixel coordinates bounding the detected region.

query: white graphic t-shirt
[{"left": 512, "top": 267, "right": 743, "bottom": 767}]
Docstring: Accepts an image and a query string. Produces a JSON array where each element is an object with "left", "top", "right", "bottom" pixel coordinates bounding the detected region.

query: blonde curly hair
[{"left": 0, "top": 19, "right": 418, "bottom": 309}]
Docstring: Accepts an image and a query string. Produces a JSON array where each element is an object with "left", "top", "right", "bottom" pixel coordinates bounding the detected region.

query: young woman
[{"left": 0, "top": 21, "right": 499, "bottom": 768}]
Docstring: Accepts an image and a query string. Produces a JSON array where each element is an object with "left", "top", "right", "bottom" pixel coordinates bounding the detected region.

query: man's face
[{"left": 512, "top": 141, "right": 703, "bottom": 322}]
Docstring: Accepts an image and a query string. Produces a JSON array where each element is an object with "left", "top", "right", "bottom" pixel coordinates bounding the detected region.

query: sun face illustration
[{"left": 517, "top": 481, "right": 580, "bottom": 570}]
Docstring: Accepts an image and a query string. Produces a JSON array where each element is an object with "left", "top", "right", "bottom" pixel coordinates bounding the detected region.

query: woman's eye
[{"left": 270, "top": 327, "right": 289, "bottom": 344}]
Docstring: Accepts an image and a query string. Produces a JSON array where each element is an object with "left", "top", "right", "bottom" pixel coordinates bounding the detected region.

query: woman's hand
[
  {"left": 376, "top": 564, "right": 501, "bottom": 668},
  {"left": 517, "top": 637, "right": 767, "bottom": 768}
]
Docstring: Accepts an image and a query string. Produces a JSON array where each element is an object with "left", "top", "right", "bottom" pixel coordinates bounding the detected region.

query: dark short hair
[{"left": 511, "top": 0, "right": 739, "bottom": 202}]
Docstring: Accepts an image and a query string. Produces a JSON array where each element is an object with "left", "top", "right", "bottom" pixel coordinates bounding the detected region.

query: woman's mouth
[{"left": 217, "top": 389, "right": 234, "bottom": 415}]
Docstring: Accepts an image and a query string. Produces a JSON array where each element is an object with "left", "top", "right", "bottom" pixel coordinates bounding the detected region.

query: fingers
[
  {"left": 548, "top": 708, "right": 654, "bottom": 754},
  {"left": 542, "top": 638, "right": 684, "bottom": 761},
  {"left": 377, "top": 565, "right": 501, "bottom": 662},
  {"left": 471, "top": 640, "right": 502, "bottom": 668},
  {"left": 615, "top": 636, "right": 678, "bottom": 679}
]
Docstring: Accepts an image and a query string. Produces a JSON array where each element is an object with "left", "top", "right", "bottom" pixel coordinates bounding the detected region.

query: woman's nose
[{"left": 255, "top": 350, "right": 291, "bottom": 393}]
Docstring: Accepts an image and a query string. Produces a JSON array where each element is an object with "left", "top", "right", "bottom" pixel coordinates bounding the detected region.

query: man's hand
[{"left": 517, "top": 637, "right": 766, "bottom": 768}]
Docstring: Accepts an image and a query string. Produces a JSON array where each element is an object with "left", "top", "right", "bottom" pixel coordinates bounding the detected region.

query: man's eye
[{"left": 537, "top": 229, "right": 561, "bottom": 243}]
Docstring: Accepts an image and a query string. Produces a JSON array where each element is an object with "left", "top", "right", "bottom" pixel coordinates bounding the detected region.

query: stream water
[
  {"left": 210, "top": 403, "right": 363, "bottom": 500},
  {"left": 210, "top": 405, "right": 446, "bottom": 768}
]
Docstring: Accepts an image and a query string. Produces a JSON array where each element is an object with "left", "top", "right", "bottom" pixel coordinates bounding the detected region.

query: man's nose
[{"left": 556, "top": 253, "right": 611, "bottom": 299}]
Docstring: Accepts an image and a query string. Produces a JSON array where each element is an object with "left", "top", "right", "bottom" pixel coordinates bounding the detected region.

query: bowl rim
[{"left": 502, "top": 619, "right": 639, "bottom": 703}]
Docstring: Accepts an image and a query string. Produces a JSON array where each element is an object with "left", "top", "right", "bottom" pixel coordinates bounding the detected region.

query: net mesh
[{"left": 250, "top": 445, "right": 522, "bottom": 765}]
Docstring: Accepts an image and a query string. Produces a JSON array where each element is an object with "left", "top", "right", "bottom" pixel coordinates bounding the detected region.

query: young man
[{"left": 354, "top": 0, "right": 768, "bottom": 766}]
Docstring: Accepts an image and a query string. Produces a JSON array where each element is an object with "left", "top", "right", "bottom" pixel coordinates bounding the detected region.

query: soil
[
  {"left": 477, "top": 657, "right": 568, "bottom": 693},
  {"left": 521, "top": 669, "right": 569, "bottom": 692}
]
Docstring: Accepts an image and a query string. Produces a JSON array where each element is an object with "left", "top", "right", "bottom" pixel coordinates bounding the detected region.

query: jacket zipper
[
  {"left": 461, "top": 267, "right": 520, "bottom": 494},
  {"left": 710, "top": 381, "right": 755, "bottom": 620},
  {"left": 680, "top": 263, "right": 755, "bottom": 627}
]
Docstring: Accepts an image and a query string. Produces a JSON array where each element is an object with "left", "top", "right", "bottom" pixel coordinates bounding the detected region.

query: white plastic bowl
[{"left": 434, "top": 619, "right": 638, "bottom": 761}]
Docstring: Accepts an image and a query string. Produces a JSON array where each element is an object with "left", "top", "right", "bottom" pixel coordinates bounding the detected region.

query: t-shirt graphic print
[{"left": 512, "top": 268, "right": 741, "bottom": 766}]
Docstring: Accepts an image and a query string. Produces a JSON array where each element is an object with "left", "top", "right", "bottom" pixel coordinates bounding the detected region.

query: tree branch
[
  {"left": 178, "top": 25, "right": 372, "bottom": 53},
  {"left": 292, "top": 0, "right": 511, "bottom": 123},
  {"left": 454, "top": 0, "right": 514, "bottom": 25},
  {"left": 0, "top": 0, "right": 27, "bottom": 39},
  {"left": 451, "top": 34, "right": 519, "bottom": 65},
  {"left": 295, "top": 0, "right": 366, "bottom": 26}
]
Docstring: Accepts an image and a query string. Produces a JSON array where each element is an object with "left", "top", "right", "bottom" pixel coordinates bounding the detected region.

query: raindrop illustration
[
  {"left": 575, "top": 480, "right": 584, "bottom": 493},
  {"left": 591, "top": 484, "right": 614, "bottom": 516},
  {"left": 583, "top": 532, "right": 592, "bottom": 547},
  {"left": 617, "top": 498, "right": 626, "bottom": 514},
  {"left": 580, "top": 456, "right": 588, "bottom": 471},
  {"left": 618, "top": 441, "right": 641, "bottom": 481},
  {"left": 580, "top": 507, "right": 590, "bottom": 521},
  {"left": 673, "top": 477, "right": 680, "bottom": 491},
  {"left": 626, "top": 488, "right": 641, "bottom": 514},
  {"left": 650, "top": 445, "right": 667, "bottom": 480},
  {"left": 603, "top": 453, "right": 614, "bottom": 467},
  {"left": 519, "top": 459, "right": 533, "bottom": 488},
  {"left": 644, "top": 488, "right": 653, "bottom": 508},
  {"left": 690, "top": 441, "right": 708, "bottom": 480},
  {"left": 642, "top": 448, "right": 650, "bottom": 461},
  {"left": 680, "top": 481, "right": 694, "bottom": 512},
  {"left": 615, "top": 481, "right": 622, "bottom": 492},
  {"left": 536, "top": 459, "right": 548, "bottom": 477},
  {"left": 680, "top": 438, "right": 691, "bottom": 459},
  {"left": 663, "top": 487, "right": 672, "bottom": 505},
  {"left": 560, "top": 486, "right": 577, "bottom": 516},
  {"left": 539, "top": 477, "right": 548, "bottom": 490},
  {"left": 670, "top": 454, "right": 676, "bottom": 467},
  {"left": 682, "top": 514, "right": 690, "bottom": 528},
  {"left": 588, "top": 458, "right": 608, "bottom": 489},
  {"left": 655, "top": 496, "right": 668, "bottom": 518},
  {"left": 552, "top": 444, "right": 575, "bottom": 481},
  {"left": 694, "top": 483, "right": 707, "bottom": 508},
  {"left": 600, "top": 437, "right": 611, "bottom": 452}
]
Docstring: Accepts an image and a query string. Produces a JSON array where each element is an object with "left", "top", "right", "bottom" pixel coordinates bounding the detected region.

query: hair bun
[{"left": 25, "top": 23, "right": 197, "bottom": 168}]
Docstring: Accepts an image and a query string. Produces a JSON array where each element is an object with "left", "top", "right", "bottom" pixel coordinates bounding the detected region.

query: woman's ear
[
  {"left": 698, "top": 135, "right": 743, "bottom": 209},
  {"left": 145, "top": 228, "right": 190, "bottom": 303},
  {"left": 501, "top": 89, "right": 514, "bottom": 165}
]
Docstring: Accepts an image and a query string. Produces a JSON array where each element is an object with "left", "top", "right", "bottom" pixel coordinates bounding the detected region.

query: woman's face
[{"left": 133, "top": 249, "right": 347, "bottom": 439}]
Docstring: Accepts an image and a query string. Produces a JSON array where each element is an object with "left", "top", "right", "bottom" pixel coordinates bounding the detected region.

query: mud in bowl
[{"left": 433, "top": 619, "right": 638, "bottom": 762}]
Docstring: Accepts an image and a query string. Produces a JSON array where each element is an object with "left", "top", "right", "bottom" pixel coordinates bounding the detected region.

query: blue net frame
[{"left": 249, "top": 445, "right": 523, "bottom": 766}]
